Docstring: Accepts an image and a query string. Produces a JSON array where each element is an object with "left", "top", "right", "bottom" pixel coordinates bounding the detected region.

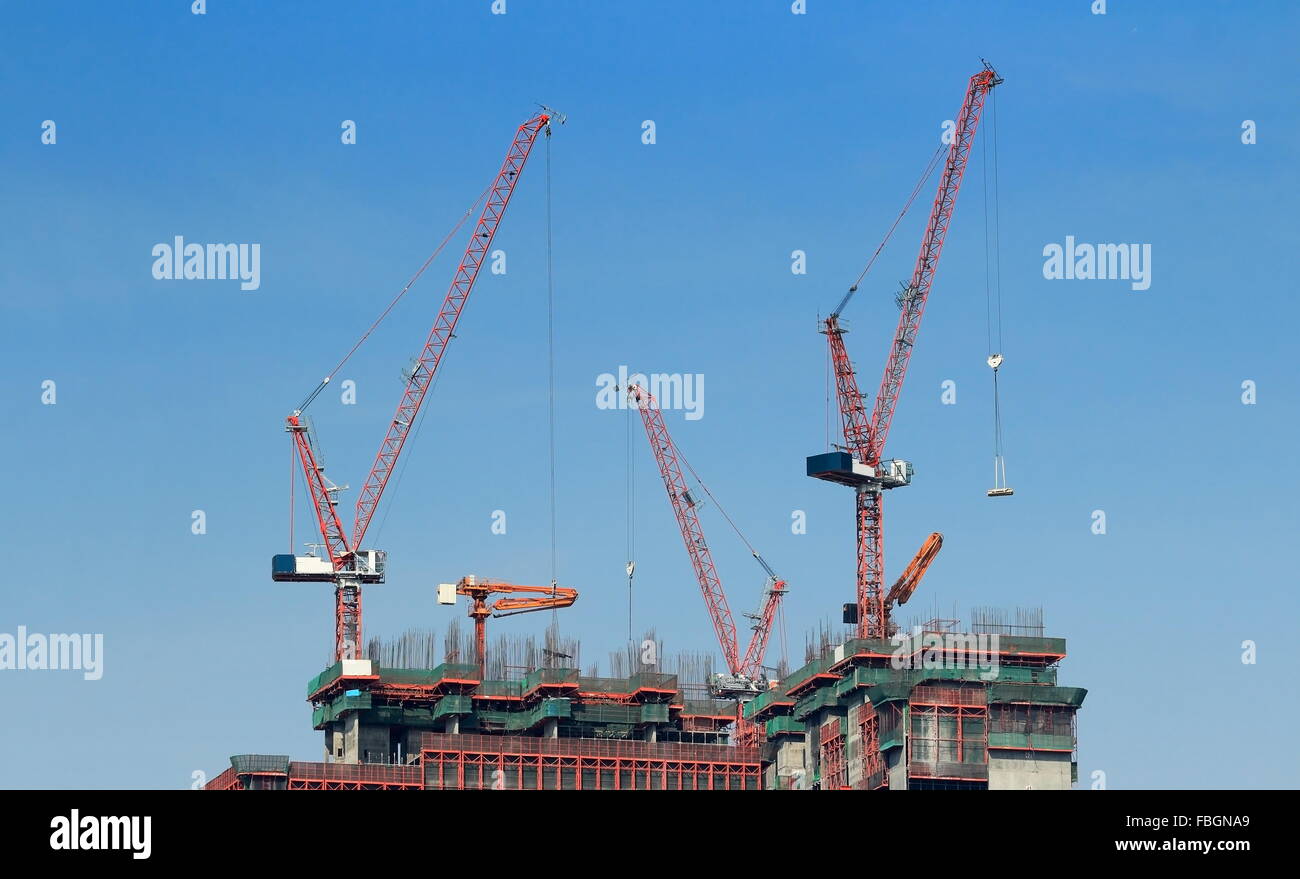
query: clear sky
[{"left": 1, "top": 1, "right": 1296, "bottom": 790}]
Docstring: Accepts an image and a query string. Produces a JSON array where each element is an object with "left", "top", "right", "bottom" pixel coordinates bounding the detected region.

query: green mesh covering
[
  {"left": 792, "top": 687, "right": 839, "bottom": 720},
  {"left": 866, "top": 681, "right": 915, "bottom": 706},
  {"left": 363, "top": 706, "right": 436, "bottom": 727},
  {"left": 744, "top": 685, "right": 796, "bottom": 720},
  {"left": 522, "top": 667, "right": 579, "bottom": 692},
  {"left": 784, "top": 656, "right": 839, "bottom": 694},
  {"left": 765, "top": 716, "right": 804, "bottom": 737},
  {"left": 989, "top": 665, "right": 1057, "bottom": 685},
  {"left": 230, "top": 754, "right": 290, "bottom": 775},
  {"left": 986, "top": 635, "right": 1066, "bottom": 657},
  {"left": 570, "top": 702, "right": 642, "bottom": 725},
  {"left": 833, "top": 667, "right": 880, "bottom": 697},
  {"left": 832, "top": 637, "right": 898, "bottom": 661},
  {"left": 628, "top": 671, "right": 677, "bottom": 692},
  {"left": 307, "top": 662, "right": 342, "bottom": 696},
  {"left": 478, "top": 679, "right": 524, "bottom": 699},
  {"left": 312, "top": 692, "right": 373, "bottom": 725},
  {"left": 987, "top": 684, "right": 1087, "bottom": 707},
  {"left": 988, "top": 732, "right": 1075, "bottom": 751},
  {"left": 432, "top": 694, "right": 474, "bottom": 719},
  {"left": 640, "top": 703, "right": 670, "bottom": 724},
  {"left": 508, "top": 698, "right": 571, "bottom": 731},
  {"left": 682, "top": 699, "right": 735, "bottom": 718},
  {"left": 380, "top": 663, "right": 478, "bottom": 686}
]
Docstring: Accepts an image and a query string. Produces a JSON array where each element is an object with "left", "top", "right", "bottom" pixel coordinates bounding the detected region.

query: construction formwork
[
  {"left": 207, "top": 663, "right": 755, "bottom": 790},
  {"left": 304, "top": 661, "right": 736, "bottom": 760},
  {"left": 207, "top": 628, "right": 1086, "bottom": 791}
]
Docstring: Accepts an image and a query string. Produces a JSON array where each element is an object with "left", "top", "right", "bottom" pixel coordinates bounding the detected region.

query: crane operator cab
[{"left": 272, "top": 549, "right": 386, "bottom": 583}]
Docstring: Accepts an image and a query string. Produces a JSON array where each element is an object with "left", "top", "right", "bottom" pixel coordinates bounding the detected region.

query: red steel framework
[
  {"left": 854, "top": 700, "right": 886, "bottom": 790},
  {"left": 287, "top": 112, "right": 553, "bottom": 661},
  {"left": 287, "top": 762, "right": 423, "bottom": 790},
  {"left": 420, "top": 734, "right": 761, "bottom": 791},
  {"left": 824, "top": 64, "right": 1000, "bottom": 639},
  {"left": 627, "top": 383, "right": 786, "bottom": 681},
  {"left": 906, "top": 684, "right": 989, "bottom": 781},
  {"left": 207, "top": 763, "right": 424, "bottom": 790},
  {"left": 820, "top": 719, "right": 848, "bottom": 790}
]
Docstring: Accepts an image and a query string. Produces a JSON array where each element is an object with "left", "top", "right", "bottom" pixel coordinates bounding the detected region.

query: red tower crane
[
  {"left": 807, "top": 64, "right": 1001, "bottom": 640},
  {"left": 273, "top": 110, "right": 559, "bottom": 661},
  {"left": 628, "top": 383, "right": 786, "bottom": 697}
]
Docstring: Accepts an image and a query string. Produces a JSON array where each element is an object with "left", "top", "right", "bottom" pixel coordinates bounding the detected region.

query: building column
[{"left": 343, "top": 713, "right": 360, "bottom": 764}]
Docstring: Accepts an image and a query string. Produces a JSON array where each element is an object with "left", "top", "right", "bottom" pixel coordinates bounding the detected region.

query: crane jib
[
  {"left": 282, "top": 111, "right": 555, "bottom": 663},
  {"left": 818, "top": 65, "right": 1000, "bottom": 642}
]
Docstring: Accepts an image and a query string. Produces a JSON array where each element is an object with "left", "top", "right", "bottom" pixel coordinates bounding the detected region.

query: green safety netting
[{"left": 230, "top": 754, "right": 291, "bottom": 775}]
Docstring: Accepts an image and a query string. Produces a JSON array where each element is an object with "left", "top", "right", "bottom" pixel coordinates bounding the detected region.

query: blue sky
[{"left": 1, "top": 0, "right": 1296, "bottom": 789}]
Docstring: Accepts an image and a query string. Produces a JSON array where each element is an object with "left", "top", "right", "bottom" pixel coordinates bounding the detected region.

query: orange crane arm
[
  {"left": 452, "top": 576, "right": 578, "bottom": 679},
  {"left": 884, "top": 532, "right": 942, "bottom": 608},
  {"left": 491, "top": 584, "right": 578, "bottom": 617}
]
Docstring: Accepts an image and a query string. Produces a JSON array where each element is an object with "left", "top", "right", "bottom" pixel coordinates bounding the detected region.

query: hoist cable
[
  {"left": 295, "top": 182, "right": 493, "bottom": 413},
  {"left": 546, "top": 127, "right": 558, "bottom": 590},
  {"left": 841, "top": 143, "right": 945, "bottom": 311}
]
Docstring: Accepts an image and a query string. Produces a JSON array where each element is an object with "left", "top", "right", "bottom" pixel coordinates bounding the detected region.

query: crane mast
[
  {"left": 737, "top": 557, "right": 786, "bottom": 682},
  {"left": 810, "top": 64, "right": 1000, "bottom": 640},
  {"left": 275, "top": 111, "right": 556, "bottom": 662}
]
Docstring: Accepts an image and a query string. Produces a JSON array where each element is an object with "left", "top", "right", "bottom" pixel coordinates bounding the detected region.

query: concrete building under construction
[
  {"left": 750, "top": 618, "right": 1087, "bottom": 790},
  {"left": 206, "top": 612, "right": 1086, "bottom": 791},
  {"left": 208, "top": 659, "right": 763, "bottom": 791}
]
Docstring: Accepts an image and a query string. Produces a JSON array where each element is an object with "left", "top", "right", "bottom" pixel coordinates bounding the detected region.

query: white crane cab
[{"left": 271, "top": 549, "right": 386, "bottom": 584}]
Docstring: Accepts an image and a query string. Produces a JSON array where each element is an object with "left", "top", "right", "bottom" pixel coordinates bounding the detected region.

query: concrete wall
[
  {"left": 987, "top": 750, "right": 1072, "bottom": 790},
  {"left": 324, "top": 725, "right": 344, "bottom": 761},
  {"left": 769, "top": 739, "right": 808, "bottom": 789},
  {"left": 357, "top": 721, "right": 390, "bottom": 763},
  {"left": 886, "top": 747, "right": 908, "bottom": 790},
  {"left": 342, "top": 714, "right": 360, "bottom": 763}
]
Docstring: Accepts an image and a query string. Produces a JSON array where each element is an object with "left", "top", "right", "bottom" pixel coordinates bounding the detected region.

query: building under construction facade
[
  {"left": 207, "top": 660, "right": 762, "bottom": 791},
  {"left": 750, "top": 623, "right": 1087, "bottom": 790},
  {"left": 207, "top": 617, "right": 1085, "bottom": 791}
]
